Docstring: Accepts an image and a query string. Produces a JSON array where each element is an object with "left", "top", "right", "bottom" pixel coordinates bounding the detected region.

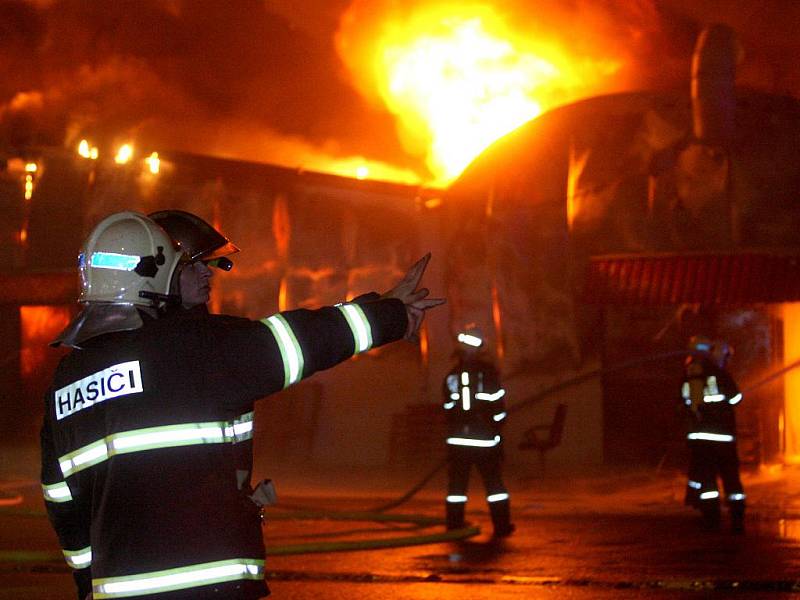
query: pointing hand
[{"left": 382, "top": 253, "right": 446, "bottom": 341}]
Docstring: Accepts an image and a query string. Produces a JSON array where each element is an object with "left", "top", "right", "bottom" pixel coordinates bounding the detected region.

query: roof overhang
[{"left": 585, "top": 251, "right": 800, "bottom": 305}]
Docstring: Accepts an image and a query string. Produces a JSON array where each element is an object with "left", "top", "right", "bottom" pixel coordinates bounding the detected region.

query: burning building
[{"left": 1, "top": 3, "right": 800, "bottom": 478}]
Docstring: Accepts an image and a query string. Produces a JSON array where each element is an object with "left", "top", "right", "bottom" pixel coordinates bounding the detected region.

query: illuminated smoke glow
[{"left": 0, "top": 0, "right": 797, "bottom": 185}]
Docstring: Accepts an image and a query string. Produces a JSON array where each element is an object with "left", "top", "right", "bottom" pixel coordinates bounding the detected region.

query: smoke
[
  {"left": 0, "top": 0, "right": 797, "bottom": 180},
  {"left": 0, "top": 0, "right": 417, "bottom": 172},
  {"left": 659, "top": 0, "right": 800, "bottom": 96}
]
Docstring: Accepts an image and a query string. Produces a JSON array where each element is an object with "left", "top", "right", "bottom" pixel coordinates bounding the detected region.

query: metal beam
[{"left": 0, "top": 271, "right": 76, "bottom": 305}]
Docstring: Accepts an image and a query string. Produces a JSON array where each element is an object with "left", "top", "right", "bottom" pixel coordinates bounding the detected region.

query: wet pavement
[{"left": 3, "top": 456, "right": 800, "bottom": 598}]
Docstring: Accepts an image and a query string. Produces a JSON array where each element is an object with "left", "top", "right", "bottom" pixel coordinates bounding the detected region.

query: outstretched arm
[
  {"left": 381, "top": 253, "right": 446, "bottom": 341},
  {"left": 214, "top": 255, "right": 446, "bottom": 406}
]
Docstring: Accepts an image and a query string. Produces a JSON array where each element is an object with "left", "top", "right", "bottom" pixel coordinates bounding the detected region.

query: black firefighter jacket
[
  {"left": 682, "top": 356, "right": 742, "bottom": 440},
  {"left": 41, "top": 298, "right": 407, "bottom": 599},
  {"left": 443, "top": 358, "right": 507, "bottom": 448}
]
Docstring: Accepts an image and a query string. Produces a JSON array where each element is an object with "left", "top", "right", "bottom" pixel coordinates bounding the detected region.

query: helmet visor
[{"left": 197, "top": 240, "right": 239, "bottom": 263}]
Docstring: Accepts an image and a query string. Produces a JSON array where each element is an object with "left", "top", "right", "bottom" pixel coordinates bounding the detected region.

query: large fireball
[{"left": 337, "top": 2, "right": 624, "bottom": 186}]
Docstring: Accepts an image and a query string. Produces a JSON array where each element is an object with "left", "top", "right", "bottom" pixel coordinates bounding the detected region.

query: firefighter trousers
[
  {"left": 685, "top": 439, "right": 745, "bottom": 528},
  {"left": 445, "top": 445, "right": 512, "bottom": 534}
]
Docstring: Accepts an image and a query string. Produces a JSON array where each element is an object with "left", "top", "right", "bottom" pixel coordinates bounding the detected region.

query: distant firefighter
[
  {"left": 682, "top": 335, "right": 745, "bottom": 532},
  {"left": 443, "top": 327, "right": 514, "bottom": 537}
]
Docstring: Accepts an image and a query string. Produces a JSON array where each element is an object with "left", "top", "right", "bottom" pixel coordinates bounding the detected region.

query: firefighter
[
  {"left": 682, "top": 335, "right": 746, "bottom": 532},
  {"left": 443, "top": 326, "right": 514, "bottom": 537},
  {"left": 41, "top": 211, "right": 443, "bottom": 600}
]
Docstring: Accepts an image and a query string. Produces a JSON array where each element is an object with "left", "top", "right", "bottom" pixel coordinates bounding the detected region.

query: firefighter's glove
[
  {"left": 381, "top": 253, "right": 445, "bottom": 342},
  {"left": 249, "top": 479, "right": 277, "bottom": 508}
]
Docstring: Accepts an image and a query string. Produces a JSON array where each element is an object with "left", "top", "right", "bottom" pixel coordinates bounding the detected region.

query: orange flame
[
  {"left": 783, "top": 303, "right": 800, "bottom": 463},
  {"left": 337, "top": 2, "right": 623, "bottom": 185},
  {"left": 115, "top": 143, "right": 134, "bottom": 164},
  {"left": 204, "top": 126, "right": 423, "bottom": 185},
  {"left": 20, "top": 306, "right": 71, "bottom": 377}
]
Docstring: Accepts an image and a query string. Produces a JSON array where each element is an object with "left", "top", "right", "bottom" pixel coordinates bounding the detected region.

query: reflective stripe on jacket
[
  {"left": 682, "top": 356, "right": 740, "bottom": 438},
  {"left": 443, "top": 358, "right": 506, "bottom": 445}
]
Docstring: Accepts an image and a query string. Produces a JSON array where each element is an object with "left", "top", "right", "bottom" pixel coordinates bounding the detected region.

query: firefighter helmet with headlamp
[
  {"left": 148, "top": 209, "right": 239, "bottom": 270},
  {"left": 78, "top": 211, "right": 184, "bottom": 307},
  {"left": 688, "top": 335, "right": 713, "bottom": 354}
]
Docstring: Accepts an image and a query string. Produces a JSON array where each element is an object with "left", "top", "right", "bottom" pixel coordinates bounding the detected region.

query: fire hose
[
  {"left": 256, "top": 350, "right": 712, "bottom": 550},
  {"left": 6, "top": 354, "right": 798, "bottom": 561}
]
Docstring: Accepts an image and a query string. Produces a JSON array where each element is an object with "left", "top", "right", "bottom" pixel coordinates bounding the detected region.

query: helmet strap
[{"left": 138, "top": 290, "right": 182, "bottom": 306}]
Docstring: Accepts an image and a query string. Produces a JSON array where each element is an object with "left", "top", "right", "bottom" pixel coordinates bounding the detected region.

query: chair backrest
[{"left": 548, "top": 404, "right": 568, "bottom": 447}]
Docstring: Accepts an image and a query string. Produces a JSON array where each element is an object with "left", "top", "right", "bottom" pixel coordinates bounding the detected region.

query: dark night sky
[{"left": 0, "top": 0, "right": 798, "bottom": 181}]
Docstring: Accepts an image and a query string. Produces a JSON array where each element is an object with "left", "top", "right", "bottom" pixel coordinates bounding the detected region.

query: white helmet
[
  {"left": 79, "top": 211, "right": 184, "bottom": 307},
  {"left": 52, "top": 212, "right": 185, "bottom": 348}
]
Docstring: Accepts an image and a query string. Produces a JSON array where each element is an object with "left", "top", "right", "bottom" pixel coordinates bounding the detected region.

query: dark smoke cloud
[
  {"left": 658, "top": 0, "right": 800, "bottom": 96},
  {"left": 0, "top": 0, "right": 416, "bottom": 171},
  {"left": 0, "top": 0, "right": 798, "bottom": 178}
]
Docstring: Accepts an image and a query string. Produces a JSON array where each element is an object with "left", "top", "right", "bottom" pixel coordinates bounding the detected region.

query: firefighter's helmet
[
  {"left": 149, "top": 209, "right": 239, "bottom": 270},
  {"left": 687, "top": 335, "right": 713, "bottom": 354},
  {"left": 52, "top": 212, "right": 186, "bottom": 347},
  {"left": 78, "top": 211, "right": 184, "bottom": 307},
  {"left": 457, "top": 326, "right": 485, "bottom": 349}
]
